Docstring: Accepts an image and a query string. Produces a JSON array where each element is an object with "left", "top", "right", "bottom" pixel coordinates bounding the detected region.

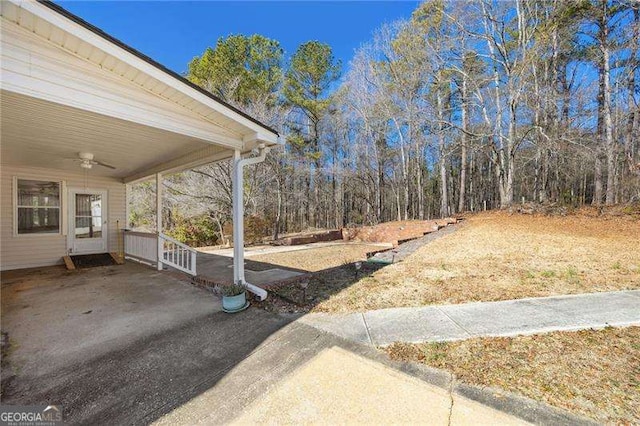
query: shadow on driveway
[{"left": 0, "top": 263, "right": 294, "bottom": 424}]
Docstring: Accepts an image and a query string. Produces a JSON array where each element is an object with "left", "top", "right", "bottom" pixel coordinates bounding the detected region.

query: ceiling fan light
[
  {"left": 80, "top": 162, "right": 92, "bottom": 169},
  {"left": 78, "top": 152, "right": 94, "bottom": 161}
]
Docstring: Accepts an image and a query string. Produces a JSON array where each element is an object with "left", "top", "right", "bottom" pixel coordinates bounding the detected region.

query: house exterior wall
[{"left": 1, "top": 165, "right": 126, "bottom": 271}]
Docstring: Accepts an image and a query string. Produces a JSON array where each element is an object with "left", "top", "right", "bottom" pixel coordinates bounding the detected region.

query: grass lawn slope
[{"left": 313, "top": 210, "right": 640, "bottom": 313}]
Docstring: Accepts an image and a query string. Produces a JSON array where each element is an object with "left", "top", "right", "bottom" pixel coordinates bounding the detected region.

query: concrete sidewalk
[{"left": 299, "top": 290, "right": 640, "bottom": 346}]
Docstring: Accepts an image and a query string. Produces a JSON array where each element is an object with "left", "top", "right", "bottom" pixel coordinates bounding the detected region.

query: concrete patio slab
[
  {"left": 246, "top": 268, "right": 305, "bottom": 285},
  {"left": 154, "top": 321, "right": 589, "bottom": 426},
  {"left": 450, "top": 393, "right": 529, "bottom": 426},
  {"left": 1, "top": 263, "right": 221, "bottom": 378},
  {"left": 1, "top": 264, "right": 292, "bottom": 424}
]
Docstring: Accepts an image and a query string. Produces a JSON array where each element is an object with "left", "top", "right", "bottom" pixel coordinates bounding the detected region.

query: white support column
[
  {"left": 156, "top": 172, "right": 163, "bottom": 271},
  {"left": 232, "top": 150, "right": 244, "bottom": 284},
  {"left": 123, "top": 182, "right": 130, "bottom": 259},
  {"left": 124, "top": 183, "right": 130, "bottom": 230}
]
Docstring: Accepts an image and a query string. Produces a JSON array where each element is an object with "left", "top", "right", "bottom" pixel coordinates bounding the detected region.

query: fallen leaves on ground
[{"left": 385, "top": 326, "right": 640, "bottom": 424}]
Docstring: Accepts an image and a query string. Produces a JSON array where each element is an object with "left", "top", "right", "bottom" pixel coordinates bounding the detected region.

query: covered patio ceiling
[{"left": 1, "top": 90, "right": 231, "bottom": 182}]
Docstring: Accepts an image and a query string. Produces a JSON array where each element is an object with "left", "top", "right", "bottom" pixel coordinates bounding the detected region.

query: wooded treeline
[{"left": 131, "top": 0, "right": 639, "bottom": 245}]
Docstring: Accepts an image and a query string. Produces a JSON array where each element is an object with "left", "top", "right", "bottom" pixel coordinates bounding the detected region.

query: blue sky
[{"left": 58, "top": 1, "right": 420, "bottom": 76}]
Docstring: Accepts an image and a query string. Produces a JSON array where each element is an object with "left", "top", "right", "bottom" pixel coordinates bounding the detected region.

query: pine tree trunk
[
  {"left": 437, "top": 90, "right": 449, "bottom": 217},
  {"left": 458, "top": 76, "right": 468, "bottom": 212},
  {"left": 600, "top": 1, "right": 615, "bottom": 205},
  {"left": 594, "top": 154, "right": 604, "bottom": 205}
]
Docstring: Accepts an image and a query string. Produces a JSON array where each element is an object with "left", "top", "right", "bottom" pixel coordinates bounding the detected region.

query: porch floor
[
  {"left": 0, "top": 261, "right": 293, "bottom": 423},
  {"left": 1, "top": 262, "right": 221, "bottom": 380}
]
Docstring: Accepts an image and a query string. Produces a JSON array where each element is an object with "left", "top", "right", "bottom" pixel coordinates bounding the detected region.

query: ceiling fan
[{"left": 70, "top": 152, "right": 116, "bottom": 170}]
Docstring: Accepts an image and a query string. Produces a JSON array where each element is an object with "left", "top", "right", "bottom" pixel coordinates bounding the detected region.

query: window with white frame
[{"left": 16, "top": 179, "right": 61, "bottom": 235}]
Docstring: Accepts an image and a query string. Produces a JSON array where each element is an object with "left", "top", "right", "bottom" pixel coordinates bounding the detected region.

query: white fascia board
[
  {"left": 242, "top": 131, "right": 281, "bottom": 146},
  {"left": 12, "top": 0, "right": 279, "bottom": 139}
]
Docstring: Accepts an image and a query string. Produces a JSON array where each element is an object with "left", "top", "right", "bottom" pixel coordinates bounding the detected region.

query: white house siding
[{"left": 0, "top": 165, "right": 126, "bottom": 270}]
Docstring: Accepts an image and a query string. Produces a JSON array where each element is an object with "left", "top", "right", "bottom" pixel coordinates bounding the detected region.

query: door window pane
[
  {"left": 76, "top": 194, "right": 101, "bottom": 217},
  {"left": 75, "top": 217, "right": 102, "bottom": 238},
  {"left": 75, "top": 194, "right": 102, "bottom": 239},
  {"left": 16, "top": 179, "right": 61, "bottom": 235}
]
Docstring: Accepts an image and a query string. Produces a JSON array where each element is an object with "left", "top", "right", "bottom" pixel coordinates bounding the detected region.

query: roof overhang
[{"left": 0, "top": 0, "right": 281, "bottom": 183}]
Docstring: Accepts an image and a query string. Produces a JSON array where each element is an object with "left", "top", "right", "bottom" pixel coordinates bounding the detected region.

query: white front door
[{"left": 68, "top": 189, "right": 108, "bottom": 254}]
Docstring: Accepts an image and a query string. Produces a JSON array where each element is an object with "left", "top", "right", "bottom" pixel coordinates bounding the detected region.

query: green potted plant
[{"left": 220, "top": 283, "right": 249, "bottom": 313}]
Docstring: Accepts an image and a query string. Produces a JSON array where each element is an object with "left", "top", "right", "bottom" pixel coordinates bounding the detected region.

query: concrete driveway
[{"left": 1, "top": 263, "right": 586, "bottom": 425}]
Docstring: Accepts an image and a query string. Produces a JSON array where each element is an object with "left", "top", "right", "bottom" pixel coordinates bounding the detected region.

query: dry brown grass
[
  {"left": 251, "top": 243, "right": 385, "bottom": 272},
  {"left": 385, "top": 326, "right": 640, "bottom": 424},
  {"left": 312, "top": 212, "right": 640, "bottom": 313}
]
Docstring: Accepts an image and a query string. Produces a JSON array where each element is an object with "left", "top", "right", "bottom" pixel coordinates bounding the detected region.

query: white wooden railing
[
  {"left": 159, "top": 233, "right": 197, "bottom": 276},
  {"left": 124, "top": 231, "right": 157, "bottom": 264},
  {"left": 124, "top": 231, "right": 197, "bottom": 276}
]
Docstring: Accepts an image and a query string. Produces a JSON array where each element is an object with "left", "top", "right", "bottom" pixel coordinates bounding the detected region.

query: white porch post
[
  {"left": 124, "top": 183, "right": 130, "bottom": 230},
  {"left": 156, "top": 172, "right": 163, "bottom": 271},
  {"left": 232, "top": 150, "right": 245, "bottom": 284}
]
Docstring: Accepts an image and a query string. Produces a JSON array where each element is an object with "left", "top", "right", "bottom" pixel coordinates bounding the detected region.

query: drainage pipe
[{"left": 232, "top": 145, "right": 270, "bottom": 300}]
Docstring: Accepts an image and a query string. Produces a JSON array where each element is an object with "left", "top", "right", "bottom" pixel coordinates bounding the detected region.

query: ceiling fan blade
[{"left": 93, "top": 160, "right": 116, "bottom": 170}]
